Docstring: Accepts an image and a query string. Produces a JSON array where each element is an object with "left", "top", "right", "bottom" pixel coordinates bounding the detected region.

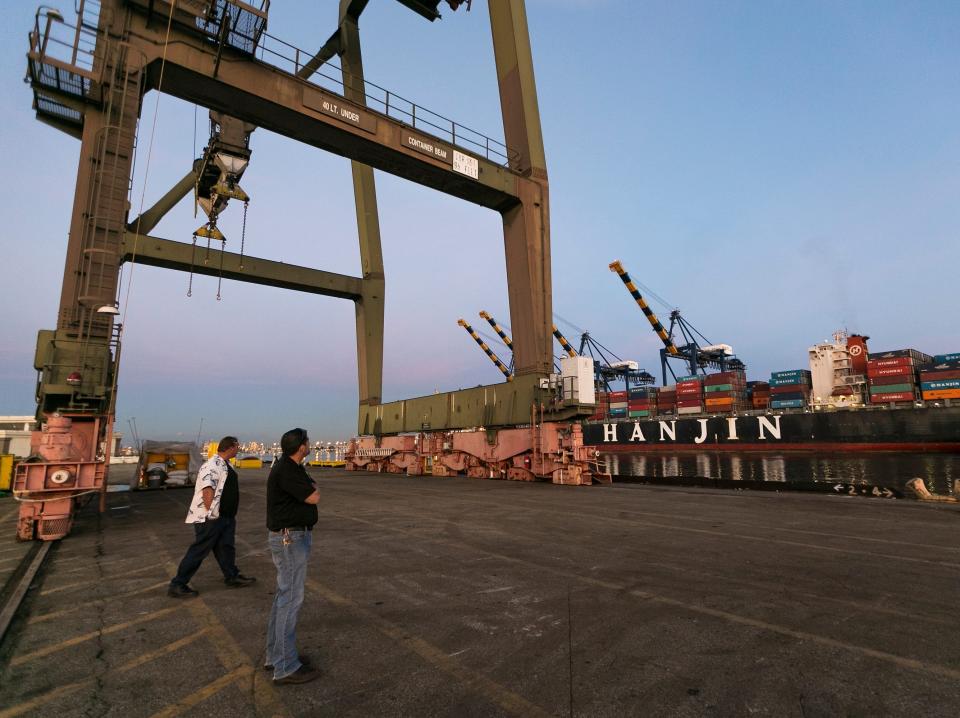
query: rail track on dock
[{"left": 0, "top": 540, "right": 52, "bottom": 649}]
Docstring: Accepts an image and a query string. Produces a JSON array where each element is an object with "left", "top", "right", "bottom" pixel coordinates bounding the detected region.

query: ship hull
[{"left": 582, "top": 406, "right": 960, "bottom": 452}]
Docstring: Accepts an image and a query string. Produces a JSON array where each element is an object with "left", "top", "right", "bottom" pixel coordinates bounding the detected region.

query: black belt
[{"left": 271, "top": 526, "right": 312, "bottom": 532}]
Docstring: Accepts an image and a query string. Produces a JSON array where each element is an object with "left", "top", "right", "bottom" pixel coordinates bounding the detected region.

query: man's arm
[
  {"left": 202, "top": 487, "right": 214, "bottom": 510},
  {"left": 304, "top": 490, "right": 319, "bottom": 505}
]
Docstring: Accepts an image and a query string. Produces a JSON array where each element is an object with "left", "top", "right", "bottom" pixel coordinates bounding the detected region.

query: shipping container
[
  {"left": 770, "top": 384, "right": 810, "bottom": 395},
  {"left": 677, "top": 398, "right": 703, "bottom": 408},
  {"left": 869, "top": 383, "right": 915, "bottom": 395},
  {"left": 867, "top": 366, "right": 917, "bottom": 378},
  {"left": 608, "top": 408, "right": 627, "bottom": 417},
  {"left": 869, "top": 392, "right": 916, "bottom": 403},
  {"left": 771, "top": 369, "right": 811, "bottom": 380},
  {"left": 868, "top": 373, "right": 917, "bottom": 386},
  {"left": 866, "top": 357, "right": 914, "bottom": 369},
  {"left": 608, "top": 391, "right": 628, "bottom": 401},
  {"left": 628, "top": 410, "right": 651, "bottom": 418},
  {"left": 867, "top": 349, "right": 932, "bottom": 363},
  {"left": 677, "top": 375, "right": 702, "bottom": 383},
  {"left": 770, "top": 376, "right": 812, "bottom": 387},
  {"left": 769, "top": 391, "right": 806, "bottom": 401},
  {"left": 921, "top": 389, "right": 960, "bottom": 400},
  {"left": 769, "top": 399, "right": 805, "bottom": 409},
  {"left": 704, "top": 371, "right": 745, "bottom": 386},
  {"left": 921, "top": 380, "right": 960, "bottom": 391},
  {"left": 705, "top": 397, "right": 735, "bottom": 409},
  {"left": 935, "top": 353, "right": 960, "bottom": 363},
  {"left": 677, "top": 406, "right": 702, "bottom": 415},
  {"left": 704, "top": 383, "right": 734, "bottom": 393},
  {"left": 920, "top": 369, "right": 960, "bottom": 381}
]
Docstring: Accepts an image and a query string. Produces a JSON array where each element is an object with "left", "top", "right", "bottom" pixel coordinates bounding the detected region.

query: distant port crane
[{"left": 609, "top": 260, "right": 745, "bottom": 385}]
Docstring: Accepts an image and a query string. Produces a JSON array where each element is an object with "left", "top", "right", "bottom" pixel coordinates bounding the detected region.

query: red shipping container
[
  {"left": 870, "top": 392, "right": 916, "bottom": 403},
  {"left": 677, "top": 384, "right": 702, "bottom": 395},
  {"left": 608, "top": 391, "right": 627, "bottom": 400},
  {"left": 920, "top": 369, "right": 960, "bottom": 381},
  {"left": 677, "top": 379, "right": 701, "bottom": 388},
  {"left": 628, "top": 402, "right": 651, "bottom": 410},
  {"left": 704, "top": 371, "right": 744, "bottom": 385},
  {"left": 869, "top": 374, "right": 917, "bottom": 386},
  {"left": 867, "top": 365, "right": 917, "bottom": 378},
  {"left": 770, "top": 384, "right": 810, "bottom": 395},
  {"left": 867, "top": 357, "right": 914, "bottom": 369},
  {"left": 677, "top": 398, "right": 703, "bottom": 408}
]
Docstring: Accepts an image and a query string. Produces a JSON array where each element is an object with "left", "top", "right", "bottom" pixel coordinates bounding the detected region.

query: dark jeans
[{"left": 170, "top": 515, "right": 239, "bottom": 587}]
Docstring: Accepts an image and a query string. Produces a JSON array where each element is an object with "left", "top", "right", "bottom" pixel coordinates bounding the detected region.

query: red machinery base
[{"left": 345, "top": 422, "right": 609, "bottom": 486}]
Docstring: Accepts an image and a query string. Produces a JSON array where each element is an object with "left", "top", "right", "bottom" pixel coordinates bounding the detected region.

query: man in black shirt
[
  {"left": 264, "top": 427, "right": 321, "bottom": 685},
  {"left": 169, "top": 436, "right": 256, "bottom": 597}
]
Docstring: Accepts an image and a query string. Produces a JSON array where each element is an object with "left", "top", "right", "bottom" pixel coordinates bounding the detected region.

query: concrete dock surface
[{"left": 1, "top": 468, "right": 959, "bottom": 717}]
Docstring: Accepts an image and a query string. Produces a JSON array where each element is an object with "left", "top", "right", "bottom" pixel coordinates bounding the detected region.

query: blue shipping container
[
  {"left": 769, "top": 399, "right": 805, "bottom": 409},
  {"left": 607, "top": 408, "right": 627, "bottom": 417},
  {"left": 934, "top": 354, "right": 960, "bottom": 364},
  {"left": 770, "top": 369, "right": 810, "bottom": 379},
  {"left": 921, "top": 380, "right": 960, "bottom": 391},
  {"left": 770, "top": 376, "right": 812, "bottom": 386}
]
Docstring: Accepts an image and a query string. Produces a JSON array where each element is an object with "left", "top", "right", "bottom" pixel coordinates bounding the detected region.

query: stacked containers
[
  {"left": 590, "top": 391, "right": 609, "bottom": 421},
  {"left": 658, "top": 385, "right": 677, "bottom": 416},
  {"left": 608, "top": 390, "right": 628, "bottom": 419},
  {"left": 748, "top": 381, "right": 770, "bottom": 410},
  {"left": 676, "top": 375, "right": 704, "bottom": 415},
  {"left": 866, "top": 350, "right": 931, "bottom": 404},
  {"left": 920, "top": 353, "right": 960, "bottom": 401},
  {"left": 769, "top": 369, "right": 812, "bottom": 409},
  {"left": 703, "top": 370, "right": 748, "bottom": 413},
  {"left": 627, "top": 386, "right": 659, "bottom": 419}
]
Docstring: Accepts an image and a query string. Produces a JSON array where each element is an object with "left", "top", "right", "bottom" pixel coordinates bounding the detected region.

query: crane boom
[
  {"left": 608, "top": 260, "right": 680, "bottom": 355},
  {"left": 458, "top": 319, "right": 513, "bottom": 381},
  {"left": 479, "top": 310, "right": 513, "bottom": 350},
  {"left": 552, "top": 325, "right": 577, "bottom": 358}
]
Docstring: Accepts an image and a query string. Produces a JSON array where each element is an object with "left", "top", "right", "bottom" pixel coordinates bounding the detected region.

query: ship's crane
[
  {"left": 608, "top": 260, "right": 745, "bottom": 385},
  {"left": 554, "top": 315, "right": 653, "bottom": 392},
  {"left": 479, "top": 310, "right": 515, "bottom": 373},
  {"left": 458, "top": 319, "right": 513, "bottom": 381},
  {"left": 552, "top": 325, "right": 577, "bottom": 358}
]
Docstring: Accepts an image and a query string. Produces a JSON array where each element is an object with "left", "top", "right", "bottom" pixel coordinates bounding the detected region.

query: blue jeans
[
  {"left": 170, "top": 516, "right": 239, "bottom": 587},
  {"left": 265, "top": 529, "right": 312, "bottom": 679}
]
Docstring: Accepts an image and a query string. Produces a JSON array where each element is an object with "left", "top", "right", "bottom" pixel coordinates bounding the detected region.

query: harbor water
[{"left": 601, "top": 451, "right": 960, "bottom": 497}]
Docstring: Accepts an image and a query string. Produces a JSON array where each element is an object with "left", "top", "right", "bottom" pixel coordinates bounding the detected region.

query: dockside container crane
[{"left": 609, "top": 260, "right": 745, "bottom": 385}]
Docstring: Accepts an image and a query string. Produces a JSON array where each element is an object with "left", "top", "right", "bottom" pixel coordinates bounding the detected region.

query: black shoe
[
  {"left": 225, "top": 574, "right": 256, "bottom": 588},
  {"left": 167, "top": 583, "right": 199, "bottom": 598},
  {"left": 273, "top": 665, "right": 321, "bottom": 685},
  {"left": 264, "top": 654, "right": 311, "bottom": 672}
]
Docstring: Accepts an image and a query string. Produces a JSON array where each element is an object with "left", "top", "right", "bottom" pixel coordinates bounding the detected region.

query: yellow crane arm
[
  {"left": 551, "top": 325, "right": 577, "bottom": 358},
  {"left": 458, "top": 319, "right": 513, "bottom": 381},
  {"left": 608, "top": 260, "right": 679, "bottom": 355}
]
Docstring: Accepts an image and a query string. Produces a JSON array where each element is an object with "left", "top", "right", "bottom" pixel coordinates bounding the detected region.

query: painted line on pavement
[
  {"left": 337, "top": 510, "right": 960, "bottom": 684},
  {"left": 147, "top": 665, "right": 254, "bottom": 718},
  {"left": 39, "top": 560, "right": 167, "bottom": 596},
  {"left": 29, "top": 580, "right": 170, "bottom": 624},
  {"left": 306, "top": 576, "right": 551, "bottom": 718},
  {"left": 11, "top": 605, "right": 178, "bottom": 666},
  {"left": 152, "top": 537, "right": 291, "bottom": 718},
  {"left": 0, "top": 629, "right": 209, "bottom": 718}
]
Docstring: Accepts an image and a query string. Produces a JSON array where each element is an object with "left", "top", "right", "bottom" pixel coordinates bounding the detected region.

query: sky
[{"left": 1, "top": 0, "right": 958, "bottom": 446}]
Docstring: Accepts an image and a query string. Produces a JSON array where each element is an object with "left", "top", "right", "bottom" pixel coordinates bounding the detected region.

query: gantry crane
[
  {"left": 458, "top": 319, "right": 513, "bottom": 381},
  {"left": 552, "top": 325, "right": 577, "bottom": 358},
  {"left": 479, "top": 310, "right": 515, "bottom": 372},
  {"left": 609, "top": 260, "right": 745, "bottom": 385}
]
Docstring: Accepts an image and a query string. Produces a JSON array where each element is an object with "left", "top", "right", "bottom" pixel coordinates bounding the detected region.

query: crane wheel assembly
[{"left": 345, "top": 422, "right": 610, "bottom": 486}]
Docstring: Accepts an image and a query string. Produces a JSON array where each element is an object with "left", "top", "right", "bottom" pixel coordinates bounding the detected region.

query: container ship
[{"left": 582, "top": 333, "right": 960, "bottom": 452}]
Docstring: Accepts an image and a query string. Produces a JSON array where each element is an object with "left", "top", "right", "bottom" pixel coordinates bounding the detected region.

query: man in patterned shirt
[{"left": 168, "top": 435, "right": 256, "bottom": 597}]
